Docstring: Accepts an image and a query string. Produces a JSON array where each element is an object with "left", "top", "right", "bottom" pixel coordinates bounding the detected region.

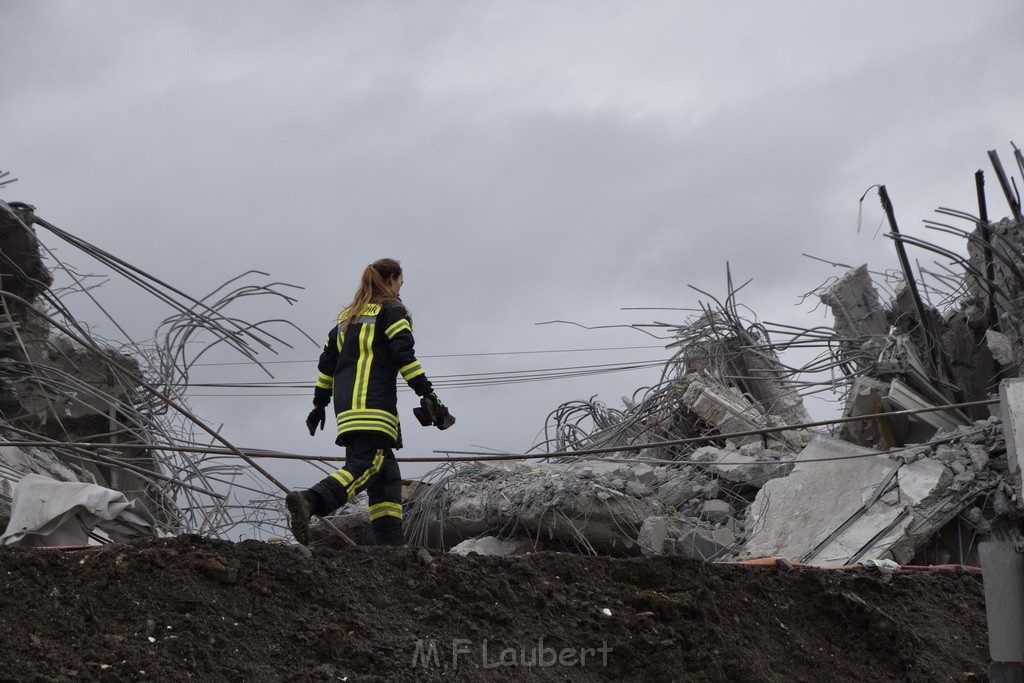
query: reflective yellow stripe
[
  {"left": 315, "top": 372, "right": 333, "bottom": 390},
  {"left": 346, "top": 450, "right": 384, "bottom": 498},
  {"left": 369, "top": 502, "right": 404, "bottom": 520},
  {"left": 399, "top": 360, "right": 424, "bottom": 381},
  {"left": 337, "top": 409, "right": 399, "bottom": 440},
  {"left": 385, "top": 319, "right": 411, "bottom": 338},
  {"left": 337, "top": 409, "right": 398, "bottom": 428},
  {"left": 337, "top": 422, "right": 398, "bottom": 440},
  {"left": 351, "top": 322, "right": 375, "bottom": 409},
  {"left": 330, "top": 469, "right": 354, "bottom": 486}
]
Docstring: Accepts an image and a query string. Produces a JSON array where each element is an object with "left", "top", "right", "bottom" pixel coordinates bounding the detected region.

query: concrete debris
[
  {"left": 817, "top": 264, "right": 889, "bottom": 369},
  {"left": 404, "top": 154, "right": 1024, "bottom": 567},
  {"left": 0, "top": 195, "right": 303, "bottom": 541},
  {"left": 637, "top": 516, "right": 669, "bottom": 555},
  {"left": 673, "top": 527, "right": 735, "bottom": 561},
  {"left": 705, "top": 448, "right": 793, "bottom": 489},
  {"left": 8, "top": 155, "right": 1024, "bottom": 564},
  {"left": 999, "top": 379, "right": 1024, "bottom": 512}
]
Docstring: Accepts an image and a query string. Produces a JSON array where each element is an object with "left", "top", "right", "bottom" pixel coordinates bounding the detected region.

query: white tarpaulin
[{"left": 1, "top": 473, "right": 158, "bottom": 547}]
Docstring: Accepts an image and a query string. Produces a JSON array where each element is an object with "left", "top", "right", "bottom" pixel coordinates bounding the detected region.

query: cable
[{"left": 184, "top": 343, "right": 668, "bottom": 367}]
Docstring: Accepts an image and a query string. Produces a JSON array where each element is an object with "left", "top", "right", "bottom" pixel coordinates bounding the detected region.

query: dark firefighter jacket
[{"left": 312, "top": 301, "right": 432, "bottom": 446}]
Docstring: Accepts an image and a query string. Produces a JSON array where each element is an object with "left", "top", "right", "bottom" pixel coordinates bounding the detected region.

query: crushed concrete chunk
[
  {"left": 709, "top": 451, "right": 792, "bottom": 488},
  {"left": 702, "top": 499, "right": 731, "bottom": 523},
  {"left": 638, "top": 517, "right": 669, "bottom": 555},
  {"left": 999, "top": 379, "right": 1024, "bottom": 510},
  {"left": 656, "top": 480, "right": 702, "bottom": 507},
  {"left": 897, "top": 458, "right": 952, "bottom": 508},
  {"left": 966, "top": 444, "right": 989, "bottom": 472},
  {"left": 987, "top": 329, "right": 1015, "bottom": 366},
  {"left": 673, "top": 528, "right": 732, "bottom": 561}
]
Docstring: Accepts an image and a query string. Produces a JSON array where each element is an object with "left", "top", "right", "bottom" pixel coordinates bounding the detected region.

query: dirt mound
[{"left": 0, "top": 535, "right": 988, "bottom": 682}]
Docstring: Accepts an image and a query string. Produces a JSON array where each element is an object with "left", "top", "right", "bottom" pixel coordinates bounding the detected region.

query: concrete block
[
  {"left": 745, "top": 436, "right": 900, "bottom": 564},
  {"left": 993, "top": 489, "right": 1012, "bottom": 517},
  {"left": 630, "top": 463, "right": 658, "bottom": 485},
  {"left": 572, "top": 460, "right": 629, "bottom": 479},
  {"left": 711, "top": 527, "right": 737, "bottom": 547},
  {"left": 441, "top": 465, "right": 665, "bottom": 554},
  {"left": 955, "top": 471, "right": 976, "bottom": 485},
  {"left": 674, "top": 528, "right": 732, "bottom": 561},
  {"left": 967, "top": 444, "right": 990, "bottom": 472},
  {"left": 710, "top": 451, "right": 792, "bottom": 488},
  {"left": 624, "top": 481, "right": 653, "bottom": 498},
  {"left": 979, "top": 542, "right": 1024, "bottom": 662},
  {"left": 638, "top": 517, "right": 669, "bottom": 555},
  {"left": 692, "top": 446, "right": 728, "bottom": 463},
  {"left": 702, "top": 499, "right": 732, "bottom": 523},
  {"left": 935, "top": 445, "right": 960, "bottom": 464},
  {"left": 818, "top": 264, "right": 889, "bottom": 340},
  {"left": 898, "top": 458, "right": 952, "bottom": 508},
  {"left": 986, "top": 329, "right": 1016, "bottom": 366},
  {"left": 682, "top": 380, "right": 766, "bottom": 447},
  {"left": 656, "top": 480, "right": 702, "bottom": 507},
  {"left": 1000, "top": 379, "right": 1024, "bottom": 510}
]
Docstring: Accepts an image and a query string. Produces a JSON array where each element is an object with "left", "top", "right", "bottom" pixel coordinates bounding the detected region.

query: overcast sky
[{"left": 2, "top": 1, "right": 1022, "bottom": 492}]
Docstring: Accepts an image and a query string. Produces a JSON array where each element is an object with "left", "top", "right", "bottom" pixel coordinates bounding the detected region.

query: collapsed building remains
[
  {"left": 0, "top": 194, "right": 306, "bottom": 544},
  {"left": 4, "top": 146, "right": 1024, "bottom": 567},
  {"left": 335, "top": 145, "right": 1024, "bottom": 566}
]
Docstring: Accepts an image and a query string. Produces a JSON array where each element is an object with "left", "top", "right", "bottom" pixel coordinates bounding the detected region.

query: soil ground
[{"left": 0, "top": 535, "right": 989, "bottom": 682}]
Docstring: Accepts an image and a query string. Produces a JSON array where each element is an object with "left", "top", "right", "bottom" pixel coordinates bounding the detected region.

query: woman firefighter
[{"left": 286, "top": 258, "right": 452, "bottom": 545}]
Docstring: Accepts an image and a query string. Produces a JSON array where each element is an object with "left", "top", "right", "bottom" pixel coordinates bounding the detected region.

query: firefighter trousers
[{"left": 307, "top": 432, "right": 404, "bottom": 545}]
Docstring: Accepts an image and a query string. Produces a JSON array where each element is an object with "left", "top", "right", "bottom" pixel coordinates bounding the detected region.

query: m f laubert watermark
[{"left": 411, "top": 637, "right": 612, "bottom": 670}]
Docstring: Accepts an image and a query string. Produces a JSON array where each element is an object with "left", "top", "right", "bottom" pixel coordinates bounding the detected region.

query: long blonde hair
[{"left": 339, "top": 258, "right": 406, "bottom": 335}]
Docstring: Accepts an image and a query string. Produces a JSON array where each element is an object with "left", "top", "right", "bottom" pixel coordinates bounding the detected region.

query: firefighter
[{"left": 285, "top": 258, "right": 448, "bottom": 546}]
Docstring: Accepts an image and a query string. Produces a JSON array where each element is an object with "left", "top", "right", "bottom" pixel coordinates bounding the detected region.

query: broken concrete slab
[
  {"left": 702, "top": 499, "right": 731, "bottom": 523},
  {"left": 745, "top": 436, "right": 900, "bottom": 564},
  {"left": 707, "top": 450, "right": 793, "bottom": 488},
  {"left": 681, "top": 377, "right": 769, "bottom": 448},
  {"left": 897, "top": 458, "right": 952, "bottom": 508},
  {"left": 885, "top": 379, "right": 970, "bottom": 442},
  {"left": 1000, "top": 378, "right": 1024, "bottom": 511},
  {"left": 656, "top": 479, "right": 703, "bottom": 508},
  {"left": 987, "top": 329, "right": 1016, "bottom": 366},
  {"left": 432, "top": 461, "right": 665, "bottom": 554},
  {"left": 638, "top": 516, "right": 669, "bottom": 555},
  {"left": 818, "top": 264, "right": 889, "bottom": 357},
  {"left": 672, "top": 527, "right": 735, "bottom": 561}
]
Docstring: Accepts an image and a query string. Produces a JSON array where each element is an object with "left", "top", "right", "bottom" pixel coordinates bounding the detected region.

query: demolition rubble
[
  {"left": 3, "top": 147, "right": 1024, "bottom": 570},
  {"left": 364, "top": 148, "right": 1023, "bottom": 567},
  {"left": 0, "top": 196, "right": 303, "bottom": 544}
]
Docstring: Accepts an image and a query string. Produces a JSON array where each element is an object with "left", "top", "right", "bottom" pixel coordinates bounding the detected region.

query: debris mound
[{"left": 0, "top": 535, "right": 989, "bottom": 681}]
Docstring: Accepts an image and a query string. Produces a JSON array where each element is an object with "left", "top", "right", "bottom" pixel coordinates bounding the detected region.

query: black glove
[
  {"left": 413, "top": 392, "right": 455, "bottom": 430},
  {"left": 306, "top": 406, "right": 326, "bottom": 436}
]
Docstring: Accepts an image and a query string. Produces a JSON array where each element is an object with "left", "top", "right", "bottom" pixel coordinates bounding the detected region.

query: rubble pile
[
  {"left": 0, "top": 196, "right": 302, "bottom": 540},
  {"left": 326, "top": 147, "right": 1024, "bottom": 565},
  {"left": 0, "top": 199, "right": 150, "bottom": 526}
]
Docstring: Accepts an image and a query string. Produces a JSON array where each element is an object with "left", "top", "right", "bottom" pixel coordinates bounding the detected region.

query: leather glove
[
  {"left": 306, "top": 406, "right": 326, "bottom": 436},
  {"left": 414, "top": 392, "right": 455, "bottom": 430}
]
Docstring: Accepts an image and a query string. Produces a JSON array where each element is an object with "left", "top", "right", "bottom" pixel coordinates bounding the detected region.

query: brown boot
[{"left": 285, "top": 491, "right": 313, "bottom": 545}]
